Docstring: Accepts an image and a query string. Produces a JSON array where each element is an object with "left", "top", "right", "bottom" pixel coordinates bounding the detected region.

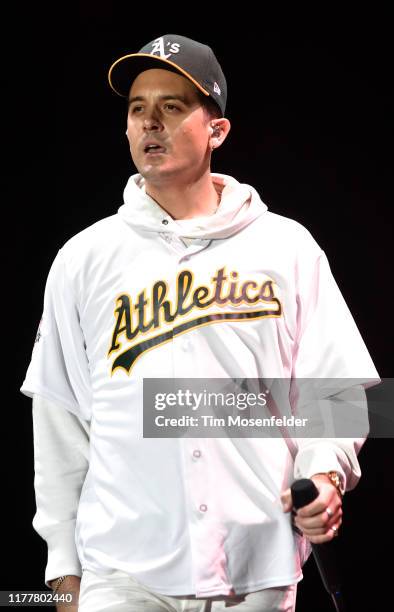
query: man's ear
[{"left": 209, "top": 118, "right": 231, "bottom": 150}]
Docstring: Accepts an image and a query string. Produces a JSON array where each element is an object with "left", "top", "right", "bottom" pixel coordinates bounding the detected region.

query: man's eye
[
  {"left": 130, "top": 106, "right": 143, "bottom": 113},
  {"left": 164, "top": 104, "right": 179, "bottom": 111}
]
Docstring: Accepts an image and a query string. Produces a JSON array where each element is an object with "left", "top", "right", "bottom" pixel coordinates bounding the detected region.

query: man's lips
[
  {"left": 144, "top": 148, "right": 166, "bottom": 156},
  {"left": 143, "top": 141, "right": 167, "bottom": 155}
]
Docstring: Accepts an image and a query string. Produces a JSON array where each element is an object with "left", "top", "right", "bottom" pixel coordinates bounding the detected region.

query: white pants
[{"left": 78, "top": 569, "right": 297, "bottom": 611}]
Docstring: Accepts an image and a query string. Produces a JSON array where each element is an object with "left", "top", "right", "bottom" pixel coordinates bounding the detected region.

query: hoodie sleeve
[
  {"left": 32, "top": 393, "right": 90, "bottom": 587},
  {"left": 293, "top": 385, "right": 368, "bottom": 492},
  {"left": 291, "top": 241, "right": 379, "bottom": 492}
]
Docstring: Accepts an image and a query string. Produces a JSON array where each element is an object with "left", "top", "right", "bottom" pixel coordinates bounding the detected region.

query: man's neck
[{"left": 145, "top": 173, "right": 221, "bottom": 220}]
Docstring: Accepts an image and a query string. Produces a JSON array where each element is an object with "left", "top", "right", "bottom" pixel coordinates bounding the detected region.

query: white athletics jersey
[{"left": 21, "top": 174, "right": 379, "bottom": 596}]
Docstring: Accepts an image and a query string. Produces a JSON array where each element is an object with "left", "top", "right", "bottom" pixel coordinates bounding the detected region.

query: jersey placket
[
  {"left": 163, "top": 233, "right": 234, "bottom": 595},
  {"left": 179, "top": 436, "right": 234, "bottom": 596}
]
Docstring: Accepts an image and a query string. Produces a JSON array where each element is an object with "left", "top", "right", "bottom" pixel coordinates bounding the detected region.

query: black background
[{"left": 4, "top": 3, "right": 393, "bottom": 610}]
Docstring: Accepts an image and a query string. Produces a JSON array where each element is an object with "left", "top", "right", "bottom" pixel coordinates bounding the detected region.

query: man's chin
[
  {"left": 138, "top": 165, "right": 180, "bottom": 183},
  {"left": 136, "top": 160, "right": 206, "bottom": 186}
]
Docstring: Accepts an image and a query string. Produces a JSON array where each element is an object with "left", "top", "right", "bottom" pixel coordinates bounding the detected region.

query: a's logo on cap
[
  {"left": 150, "top": 37, "right": 181, "bottom": 59},
  {"left": 214, "top": 82, "right": 221, "bottom": 96}
]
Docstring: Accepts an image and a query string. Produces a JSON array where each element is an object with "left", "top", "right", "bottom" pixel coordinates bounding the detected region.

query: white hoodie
[
  {"left": 119, "top": 173, "right": 267, "bottom": 239},
  {"left": 22, "top": 173, "right": 378, "bottom": 594}
]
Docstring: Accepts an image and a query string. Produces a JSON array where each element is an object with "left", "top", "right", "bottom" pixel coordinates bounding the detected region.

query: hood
[{"left": 118, "top": 173, "right": 268, "bottom": 240}]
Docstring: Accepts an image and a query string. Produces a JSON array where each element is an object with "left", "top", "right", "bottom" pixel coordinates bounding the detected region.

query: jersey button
[
  {"left": 199, "top": 504, "right": 208, "bottom": 512},
  {"left": 193, "top": 449, "right": 201, "bottom": 458},
  {"left": 162, "top": 219, "right": 169, "bottom": 225}
]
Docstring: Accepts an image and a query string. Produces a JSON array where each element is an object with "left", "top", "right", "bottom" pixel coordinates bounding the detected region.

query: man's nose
[{"left": 143, "top": 116, "right": 163, "bottom": 132}]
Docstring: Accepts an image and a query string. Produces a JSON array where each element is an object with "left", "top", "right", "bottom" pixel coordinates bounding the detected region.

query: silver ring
[
  {"left": 326, "top": 507, "right": 333, "bottom": 518},
  {"left": 331, "top": 525, "right": 339, "bottom": 537}
]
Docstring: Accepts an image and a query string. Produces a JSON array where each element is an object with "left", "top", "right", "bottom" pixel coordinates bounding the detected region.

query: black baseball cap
[{"left": 108, "top": 34, "right": 227, "bottom": 116}]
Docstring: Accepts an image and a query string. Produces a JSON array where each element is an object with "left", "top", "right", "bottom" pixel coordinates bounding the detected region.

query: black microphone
[{"left": 291, "top": 478, "right": 347, "bottom": 612}]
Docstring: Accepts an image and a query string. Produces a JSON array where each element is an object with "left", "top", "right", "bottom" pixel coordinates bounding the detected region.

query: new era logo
[{"left": 214, "top": 82, "right": 221, "bottom": 96}]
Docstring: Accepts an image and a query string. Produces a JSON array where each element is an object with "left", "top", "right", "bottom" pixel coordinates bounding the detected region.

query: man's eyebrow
[{"left": 128, "top": 94, "right": 189, "bottom": 106}]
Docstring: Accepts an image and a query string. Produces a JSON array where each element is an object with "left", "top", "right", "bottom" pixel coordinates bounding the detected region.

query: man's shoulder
[
  {"left": 256, "top": 211, "right": 321, "bottom": 249},
  {"left": 264, "top": 210, "right": 313, "bottom": 235},
  {"left": 50, "top": 214, "right": 126, "bottom": 280},
  {"left": 60, "top": 214, "right": 123, "bottom": 255}
]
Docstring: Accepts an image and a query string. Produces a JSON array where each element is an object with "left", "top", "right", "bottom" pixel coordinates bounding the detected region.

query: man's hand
[
  {"left": 281, "top": 474, "right": 343, "bottom": 543},
  {"left": 49, "top": 575, "right": 81, "bottom": 612}
]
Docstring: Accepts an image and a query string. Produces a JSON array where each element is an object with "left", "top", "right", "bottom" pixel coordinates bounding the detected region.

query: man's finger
[{"left": 295, "top": 506, "right": 342, "bottom": 531}]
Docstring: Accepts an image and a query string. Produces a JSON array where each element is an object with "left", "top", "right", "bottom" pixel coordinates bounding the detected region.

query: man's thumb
[{"left": 280, "top": 489, "right": 293, "bottom": 513}]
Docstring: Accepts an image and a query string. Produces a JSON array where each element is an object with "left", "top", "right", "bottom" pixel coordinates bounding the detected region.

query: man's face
[{"left": 126, "top": 69, "right": 212, "bottom": 186}]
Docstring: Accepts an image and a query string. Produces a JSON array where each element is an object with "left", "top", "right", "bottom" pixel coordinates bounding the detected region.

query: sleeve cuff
[
  {"left": 43, "top": 521, "right": 82, "bottom": 587},
  {"left": 293, "top": 440, "right": 348, "bottom": 491}
]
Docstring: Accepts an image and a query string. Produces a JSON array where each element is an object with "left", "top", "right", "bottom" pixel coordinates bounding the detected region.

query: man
[{"left": 21, "top": 34, "right": 379, "bottom": 611}]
